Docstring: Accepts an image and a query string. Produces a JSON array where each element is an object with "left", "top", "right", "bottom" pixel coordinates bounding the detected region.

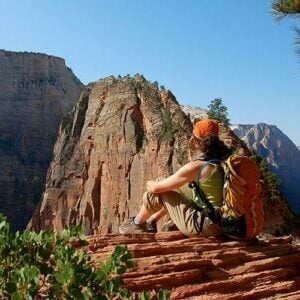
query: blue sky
[{"left": 1, "top": 0, "right": 300, "bottom": 144}]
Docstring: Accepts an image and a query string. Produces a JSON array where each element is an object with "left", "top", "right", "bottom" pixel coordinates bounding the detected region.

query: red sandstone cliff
[
  {"left": 0, "top": 50, "right": 83, "bottom": 230},
  {"left": 28, "top": 75, "right": 297, "bottom": 235},
  {"left": 28, "top": 76, "right": 191, "bottom": 234}
]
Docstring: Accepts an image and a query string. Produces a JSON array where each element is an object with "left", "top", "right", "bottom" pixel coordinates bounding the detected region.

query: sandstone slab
[{"left": 88, "top": 232, "right": 300, "bottom": 299}]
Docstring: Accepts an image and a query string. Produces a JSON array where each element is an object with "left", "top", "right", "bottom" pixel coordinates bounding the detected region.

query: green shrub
[
  {"left": 0, "top": 214, "right": 170, "bottom": 299},
  {"left": 159, "top": 105, "right": 189, "bottom": 146},
  {"left": 159, "top": 105, "right": 174, "bottom": 143}
]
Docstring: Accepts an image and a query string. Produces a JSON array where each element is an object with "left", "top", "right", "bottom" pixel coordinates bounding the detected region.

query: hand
[{"left": 146, "top": 180, "right": 158, "bottom": 193}]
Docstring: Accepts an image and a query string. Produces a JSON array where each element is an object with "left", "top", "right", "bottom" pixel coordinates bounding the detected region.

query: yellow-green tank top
[{"left": 192, "top": 163, "right": 224, "bottom": 208}]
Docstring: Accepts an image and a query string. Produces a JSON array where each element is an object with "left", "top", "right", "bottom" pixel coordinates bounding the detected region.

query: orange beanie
[{"left": 193, "top": 119, "right": 219, "bottom": 139}]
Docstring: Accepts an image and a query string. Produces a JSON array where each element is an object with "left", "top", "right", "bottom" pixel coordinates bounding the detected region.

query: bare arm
[{"left": 146, "top": 161, "right": 204, "bottom": 194}]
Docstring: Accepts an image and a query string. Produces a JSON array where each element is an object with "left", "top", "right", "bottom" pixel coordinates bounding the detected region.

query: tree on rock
[{"left": 207, "top": 98, "right": 230, "bottom": 127}]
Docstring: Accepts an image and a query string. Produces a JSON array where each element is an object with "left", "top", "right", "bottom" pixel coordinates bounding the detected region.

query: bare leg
[
  {"left": 134, "top": 204, "right": 153, "bottom": 224},
  {"left": 147, "top": 208, "right": 167, "bottom": 222},
  {"left": 134, "top": 206, "right": 167, "bottom": 224}
]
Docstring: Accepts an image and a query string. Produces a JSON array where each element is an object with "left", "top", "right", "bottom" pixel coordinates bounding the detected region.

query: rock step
[
  {"left": 171, "top": 268, "right": 300, "bottom": 299},
  {"left": 88, "top": 231, "right": 294, "bottom": 249},
  {"left": 88, "top": 232, "right": 300, "bottom": 299},
  {"left": 90, "top": 236, "right": 297, "bottom": 263}
]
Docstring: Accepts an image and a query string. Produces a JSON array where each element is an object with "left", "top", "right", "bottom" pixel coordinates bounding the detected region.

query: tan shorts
[{"left": 143, "top": 188, "right": 221, "bottom": 237}]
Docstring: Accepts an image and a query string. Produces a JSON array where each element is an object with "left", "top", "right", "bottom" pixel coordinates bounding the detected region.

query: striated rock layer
[
  {"left": 88, "top": 232, "right": 300, "bottom": 300},
  {"left": 28, "top": 76, "right": 192, "bottom": 234},
  {"left": 0, "top": 50, "right": 83, "bottom": 230}
]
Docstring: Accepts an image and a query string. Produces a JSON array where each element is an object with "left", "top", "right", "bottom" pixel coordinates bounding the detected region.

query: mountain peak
[{"left": 231, "top": 123, "right": 300, "bottom": 212}]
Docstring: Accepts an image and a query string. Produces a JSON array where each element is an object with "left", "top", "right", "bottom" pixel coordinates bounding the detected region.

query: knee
[{"left": 142, "top": 191, "right": 163, "bottom": 213}]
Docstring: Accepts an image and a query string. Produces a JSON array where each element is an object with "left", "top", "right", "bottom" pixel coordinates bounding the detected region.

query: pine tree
[
  {"left": 272, "top": 0, "right": 300, "bottom": 56},
  {"left": 207, "top": 98, "right": 230, "bottom": 127},
  {"left": 272, "top": 0, "right": 300, "bottom": 18}
]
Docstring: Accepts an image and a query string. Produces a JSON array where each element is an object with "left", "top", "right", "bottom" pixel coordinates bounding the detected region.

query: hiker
[{"left": 119, "top": 119, "right": 232, "bottom": 237}]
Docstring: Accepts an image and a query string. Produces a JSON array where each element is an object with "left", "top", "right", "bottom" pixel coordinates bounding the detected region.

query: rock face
[
  {"left": 28, "top": 76, "right": 192, "bottom": 234},
  {"left": 231, "top": 123, "right": 300, "bottom": 213},
  {"left": 180, "top": 105, "right": 208, "bottom": 122},
  {"left": 0, "top": 50, "right": 83, "bottom": 230},
  {"left": 88, "top": 232, "right": 300, "bottom": 299}
]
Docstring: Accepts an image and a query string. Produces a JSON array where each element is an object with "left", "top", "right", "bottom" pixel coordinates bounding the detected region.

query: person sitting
[{"left": 119, "top": 119, "right": 232, "bottom": 237}]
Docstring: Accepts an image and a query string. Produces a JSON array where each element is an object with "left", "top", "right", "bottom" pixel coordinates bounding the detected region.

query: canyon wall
[{"left": 0, "top": 50, "right": 83, "bottom": 230}]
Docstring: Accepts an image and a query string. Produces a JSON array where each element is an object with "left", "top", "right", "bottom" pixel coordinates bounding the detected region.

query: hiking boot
[
  {"left": 119, "top": 217, "right": 147, "bottom": 234},
  {"left": 146, "top": 220, "right": 157, "bottom": 233}
]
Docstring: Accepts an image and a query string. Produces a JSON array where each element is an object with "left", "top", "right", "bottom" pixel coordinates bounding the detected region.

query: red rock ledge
[{"left": 87, "top": 232, "right": 300, "bottom": 299}]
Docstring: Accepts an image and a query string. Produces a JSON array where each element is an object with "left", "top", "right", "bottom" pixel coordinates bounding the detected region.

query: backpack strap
[
  {"left": 195, "top": 159, "right": 222, "bottom": 183},
  {"left": 223, "top": 157, "right": 247, "bottom": 187},
  {"left": 189, "top": 159, "right": 222, "bottom": 225},
  {"left": 189, "top": 181, "right": 217, "bottom": 221}
]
